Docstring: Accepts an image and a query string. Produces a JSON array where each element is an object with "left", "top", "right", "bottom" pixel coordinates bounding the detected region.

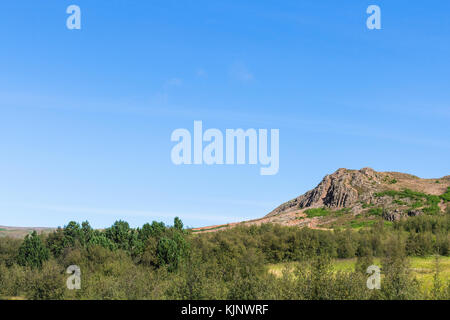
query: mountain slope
[
  {"left": 268, "top": 167, "right": 449, "bottom": 215},
  {"left": 192, "top": 167, "right": 450, "bottom": 232}
]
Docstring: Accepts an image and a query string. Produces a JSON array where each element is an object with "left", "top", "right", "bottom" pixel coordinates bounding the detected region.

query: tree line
[{"left": 0, "top": 214, "right": 449, "bottom": 300}]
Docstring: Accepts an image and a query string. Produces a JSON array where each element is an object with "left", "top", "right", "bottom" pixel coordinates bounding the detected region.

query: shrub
[
  {"left": 440, "top": 187, "right": 450, "bottom": 202},
  {"left": 304, "top": 208, "right": 330, "bottom": 218},
  {"left": 25, "top": 260, "right": 65, "bottom": 300},
  {"left": 368, "top": 208, "right": 383, "bottom": 216}
]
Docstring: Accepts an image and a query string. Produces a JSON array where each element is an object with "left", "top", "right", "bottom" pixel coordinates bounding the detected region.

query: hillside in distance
[
  {"left": 0, "top": 226, "right": 55, "bottom": 239},
  {"left": 193, "top": 167, "right": 450, "bottom": 232}
]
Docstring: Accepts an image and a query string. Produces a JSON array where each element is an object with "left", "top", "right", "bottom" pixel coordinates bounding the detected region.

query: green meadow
[{"left": 268, "top": 255, "right": 450, "bottom": 292}]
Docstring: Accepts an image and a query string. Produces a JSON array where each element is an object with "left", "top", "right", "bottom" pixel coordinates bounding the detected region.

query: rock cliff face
[
  {"left": 266, "top": 167, "right": 449, "bottom": 219},
  {"left": 267, "top": 168, "right": 376, "bottom": 217}
]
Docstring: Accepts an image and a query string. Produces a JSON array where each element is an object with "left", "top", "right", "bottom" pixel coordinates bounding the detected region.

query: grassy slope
[
  {"left": 0, "top": 226, "right": 54, "bottom": 239},
  {"left": 268, "top": 256, "right": 450, "bottom": 291}
]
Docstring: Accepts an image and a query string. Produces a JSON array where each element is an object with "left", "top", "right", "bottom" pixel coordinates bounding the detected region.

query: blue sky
[{"left": 1, "top": 0, "right": 449, "bottom": 228}]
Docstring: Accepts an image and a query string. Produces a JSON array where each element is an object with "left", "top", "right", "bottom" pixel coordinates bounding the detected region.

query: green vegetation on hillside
[
  {"left": 375, "top": 188, "right": 448, "bottom": 215},
  {"left": 441, "top": 187, "right": 450, "bottom": 202},
  {"left": 368, "top": 208, "right": 383, "bottom": 216},
  {"left": 304, "top": 208, "right": 330, "bottom": 218}
]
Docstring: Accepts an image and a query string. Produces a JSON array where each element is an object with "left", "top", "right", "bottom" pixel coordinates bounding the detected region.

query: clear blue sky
[{"left": 1, "top": 1, "right": 449, "bottom": 228}]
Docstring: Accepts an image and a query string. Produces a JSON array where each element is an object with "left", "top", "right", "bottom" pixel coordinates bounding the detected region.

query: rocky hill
[{"left": 193, "top": 167, "right": 450, "bottom": 232}]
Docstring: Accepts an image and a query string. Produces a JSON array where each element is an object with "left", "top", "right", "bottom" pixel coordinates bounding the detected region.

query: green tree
[
  {"left": 174, "top": 217, "right": 184, "bottom": 230},
  {"left": 157, "top": 237, "right": 180, "bottom": 271},
  {"left": 105, "top": 220, "right": 133, "bottom": 250},
  {"left": 88, "top": 230, "right": 117, "bottom": 250},
  {"left": 139, "top": 221, "right": 166, "bottom": 241},
  {"left": 17, "top": 231, "right": 50, "bottom": 268},
  {"left": 46, "top": 227, "right": 65, "bottom": 257},
  {"left": 63, "top": 221, "right": 83, "bottom": 247},
  {"left": 380, "top": 237, "right": 421, "bottom": 299},
  {"left": 81, "top": 221, "right": 94, "bottom": 245}
]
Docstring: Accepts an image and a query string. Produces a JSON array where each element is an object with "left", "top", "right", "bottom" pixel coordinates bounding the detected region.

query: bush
[
  {"left": 304, "top": 208, "right": 330, "bottom": 218},
  {"left": 25, "top": 260, "right": 65, "bottom": 300},
  {"left": 0, "top": 237, "right": 21, "bottom": 267},
  {"left": 440, "top": 187, "right": 450, "bottom": 202}
]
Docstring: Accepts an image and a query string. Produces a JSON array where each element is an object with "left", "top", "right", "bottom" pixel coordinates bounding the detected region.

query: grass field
[{"left": 268, "top": 256, "right": 450, "bottom": 291}]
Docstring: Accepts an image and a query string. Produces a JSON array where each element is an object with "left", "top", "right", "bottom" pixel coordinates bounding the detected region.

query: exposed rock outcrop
[
  {"left": 267, "top": 167, "right": 382, "bottom": 217},
  {"left": 408, "top": 209, "right": 422, "bottom": 217},
  {"left": 383, "top": 209, "right": 404, "bottom": 222},
  {"left": 266, "top": 167, "right": 449, "bottom": 222}
]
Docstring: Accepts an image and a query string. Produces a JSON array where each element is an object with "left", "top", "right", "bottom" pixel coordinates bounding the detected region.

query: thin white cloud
[
  {"left": 230, "top": 62, "right": 254, "bottom": 82},
  {"left": 164, "top": 78, "right": 183, "bottom": 88},
  {"left": 196, "top": 68, "right": 207, "bottom": 78},
  {"left": 2, "top": 90, "right": 449, "bottom": 150},
  {"left": 10, "top": 203, "right": 247, "bottom": 224},
  {"left": 146, "top": 78, "right": 183, "bottom": 106}
]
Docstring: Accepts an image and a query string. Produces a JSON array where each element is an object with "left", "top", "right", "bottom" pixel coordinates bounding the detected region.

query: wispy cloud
[
  {"left": 2, "top": 90, "right": 448, "bottom": 150},
  {"left": 164, "top": 78, "right": 183, "bottom": 88},
  {"left": 230, "top": 62, "right": 254, "bottom": 82},
  {"left": 145, "top": 78, "right": 183, "bottom": 106},
  {"left": 196, "top": 68, "right": 207, "bottom": 78},
  {"left": 9, "top": 203, "right": 248, "bottom": 224}
]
